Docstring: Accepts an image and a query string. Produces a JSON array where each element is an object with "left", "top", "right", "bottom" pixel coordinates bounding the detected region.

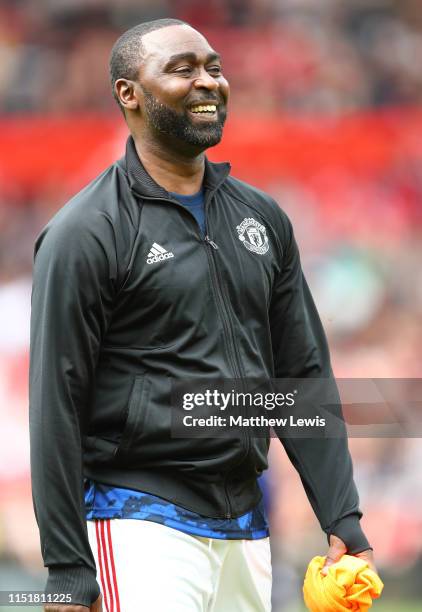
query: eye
[
  {"left": 173, "top": 66, "right": 193, "bottom": 75},
  {"left": 207, "top": 65, "right": 222, "bottom": 76}
]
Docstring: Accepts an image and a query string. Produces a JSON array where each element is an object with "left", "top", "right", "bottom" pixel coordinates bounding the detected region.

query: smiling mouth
[
  {"left": 188, "top": 103, "right": 219, "bottom": 119},
  {"left": 190, "top": 104, "right": 217, "bottom": 114}
]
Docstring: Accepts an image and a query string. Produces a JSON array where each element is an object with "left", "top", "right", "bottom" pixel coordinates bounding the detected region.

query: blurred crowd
[
  {"left": 0, "top": 0, "right": 421, "bottom": 609},
  {"left": 2, "top": 0, "right": 422, "bottom": 113}
]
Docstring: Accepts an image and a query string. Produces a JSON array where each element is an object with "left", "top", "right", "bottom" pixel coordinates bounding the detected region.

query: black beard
[{"left": 141, "top": 86, "right": 227, "bottom": 148}]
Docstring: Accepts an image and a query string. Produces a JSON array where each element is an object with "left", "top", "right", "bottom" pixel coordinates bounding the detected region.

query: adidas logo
[{"left": 146, "top": 243, "right": 174, "bottom": 265}]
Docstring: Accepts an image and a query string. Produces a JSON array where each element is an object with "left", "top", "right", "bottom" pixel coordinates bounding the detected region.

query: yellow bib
[{"left": 303, "top": 554, "right": 384, "bottom": 611}]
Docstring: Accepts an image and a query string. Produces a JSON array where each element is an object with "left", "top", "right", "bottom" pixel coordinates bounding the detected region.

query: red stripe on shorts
[
  {"left": 95, "top": 520, "right": 110, "bottom": 612},
  {"left": 106, "top": 520, "right": 121, "bottom": 612},
  {"left": 100, "top": 519, "right": 115, "bottom": 612}
]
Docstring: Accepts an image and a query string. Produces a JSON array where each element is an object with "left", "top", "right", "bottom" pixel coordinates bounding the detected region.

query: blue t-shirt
[
  {"left": 170, "top": 188, "right": 206, "bottom": 235},
  {"left": 85, "top": 481, "right": 269, "bottom": 540}
]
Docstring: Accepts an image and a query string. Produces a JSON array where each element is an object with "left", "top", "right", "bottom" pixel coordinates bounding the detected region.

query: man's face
[{"left": 135, "top": 25, "right": 229, "bottom": 149}]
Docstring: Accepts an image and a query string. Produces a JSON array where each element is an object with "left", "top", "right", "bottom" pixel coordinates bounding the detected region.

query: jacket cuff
[
  {"left": 327, "top": 514, "right": 372, "bottom": 555},
  {"left": 46, "top": 566, "right": 100, "bottom": 607}
]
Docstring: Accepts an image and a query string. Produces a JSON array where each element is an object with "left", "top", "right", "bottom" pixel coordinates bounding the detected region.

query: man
[{"left": 30, "top": 18, "right": 376, "bottom": 612}]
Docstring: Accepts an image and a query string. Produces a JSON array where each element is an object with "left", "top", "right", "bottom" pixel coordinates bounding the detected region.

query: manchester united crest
[{"left": 236, "top": 217, "right": 269, "bottom": 255}]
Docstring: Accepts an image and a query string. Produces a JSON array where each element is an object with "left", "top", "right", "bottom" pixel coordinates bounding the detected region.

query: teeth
[{"left": 191, "top": 104, "right": 217, "bottom": 113}]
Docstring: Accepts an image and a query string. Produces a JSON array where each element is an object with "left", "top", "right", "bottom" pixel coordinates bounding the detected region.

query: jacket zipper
[
  {"left": 203, "top": 201, "right": 254, "bottom": 520},
  {"left": 203, "top": 235, "right": 247, "bottom": 382},
  {"left": 203, "top": 235, "right": 245, "bottom": 520},
  {"left": 141, "top": 193, "right": 250, "bottom": 519},
  {"left": 203, "top": 235, "right": 241, "bottom": 381}
]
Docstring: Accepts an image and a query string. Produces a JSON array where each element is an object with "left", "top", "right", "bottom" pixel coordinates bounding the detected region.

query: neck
[{"left": 132, "top": 133, "right": 206, "bottom": 195}]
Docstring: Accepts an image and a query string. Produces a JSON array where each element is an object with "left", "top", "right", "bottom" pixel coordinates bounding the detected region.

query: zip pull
[{"left": 205, "top": 235, "right": 219, "bottom": 250}]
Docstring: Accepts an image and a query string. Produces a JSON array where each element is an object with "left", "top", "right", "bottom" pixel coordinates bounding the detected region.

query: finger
[
  {"left": 321, "top": 555, "right": 338, "bottom": 576},
  {"left": 355, "top": 549, "right": 378, "bottom": 573},
  {"left": 321, "top": 535, "right": 347, "bottom": 575}
]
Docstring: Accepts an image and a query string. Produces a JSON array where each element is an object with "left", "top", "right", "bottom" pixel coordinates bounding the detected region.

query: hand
[
  {"left": 321, "top": 534, "right": 377, "bottom": 576},
  {"left": 44, "top": 593, "right": 102, "bottom": 612}
]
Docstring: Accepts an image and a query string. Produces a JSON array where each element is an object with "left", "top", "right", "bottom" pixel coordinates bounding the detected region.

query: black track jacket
[{"left": 29, "top": 137, "right": 370, "bottom": 606}]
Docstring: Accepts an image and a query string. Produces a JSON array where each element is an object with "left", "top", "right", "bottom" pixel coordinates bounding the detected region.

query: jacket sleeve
[
  {"left": 29, "top": 216, "right": 115, "bottom": 606},
  {"left": 269, "top": 214, "right": 371, "bottom": 554}
]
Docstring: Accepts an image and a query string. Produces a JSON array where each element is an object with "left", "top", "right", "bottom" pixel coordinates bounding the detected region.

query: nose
[{"left": 193, "top": 67, "right": 218, "bottom": 92}]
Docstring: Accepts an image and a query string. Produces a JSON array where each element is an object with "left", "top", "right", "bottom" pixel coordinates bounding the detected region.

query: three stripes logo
[{"left": 146, "top": 242, "right": 175, "bottom": 265}]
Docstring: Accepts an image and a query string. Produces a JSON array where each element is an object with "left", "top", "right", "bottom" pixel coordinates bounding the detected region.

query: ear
[{"left": 114, "top": 78, "right": 141, "bottom": 112}]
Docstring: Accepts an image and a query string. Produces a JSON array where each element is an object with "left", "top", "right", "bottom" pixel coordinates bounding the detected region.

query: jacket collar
[{"left": 124, "top": 135, "right": 231, "bottom": 199}]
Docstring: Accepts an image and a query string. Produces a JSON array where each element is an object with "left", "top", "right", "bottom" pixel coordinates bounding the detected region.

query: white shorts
[{"left": 87, "top": 519, "right": 272, "bottom": 612}]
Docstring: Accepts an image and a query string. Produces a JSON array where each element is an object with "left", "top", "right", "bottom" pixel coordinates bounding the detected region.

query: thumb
[{"left": 321, "top": 534, "right": 347, "bottom": 576}]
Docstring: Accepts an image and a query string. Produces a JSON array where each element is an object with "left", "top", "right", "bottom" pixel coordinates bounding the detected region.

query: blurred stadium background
[{"left": 0, "top": 0, "right": 421, "bottom": 610}]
